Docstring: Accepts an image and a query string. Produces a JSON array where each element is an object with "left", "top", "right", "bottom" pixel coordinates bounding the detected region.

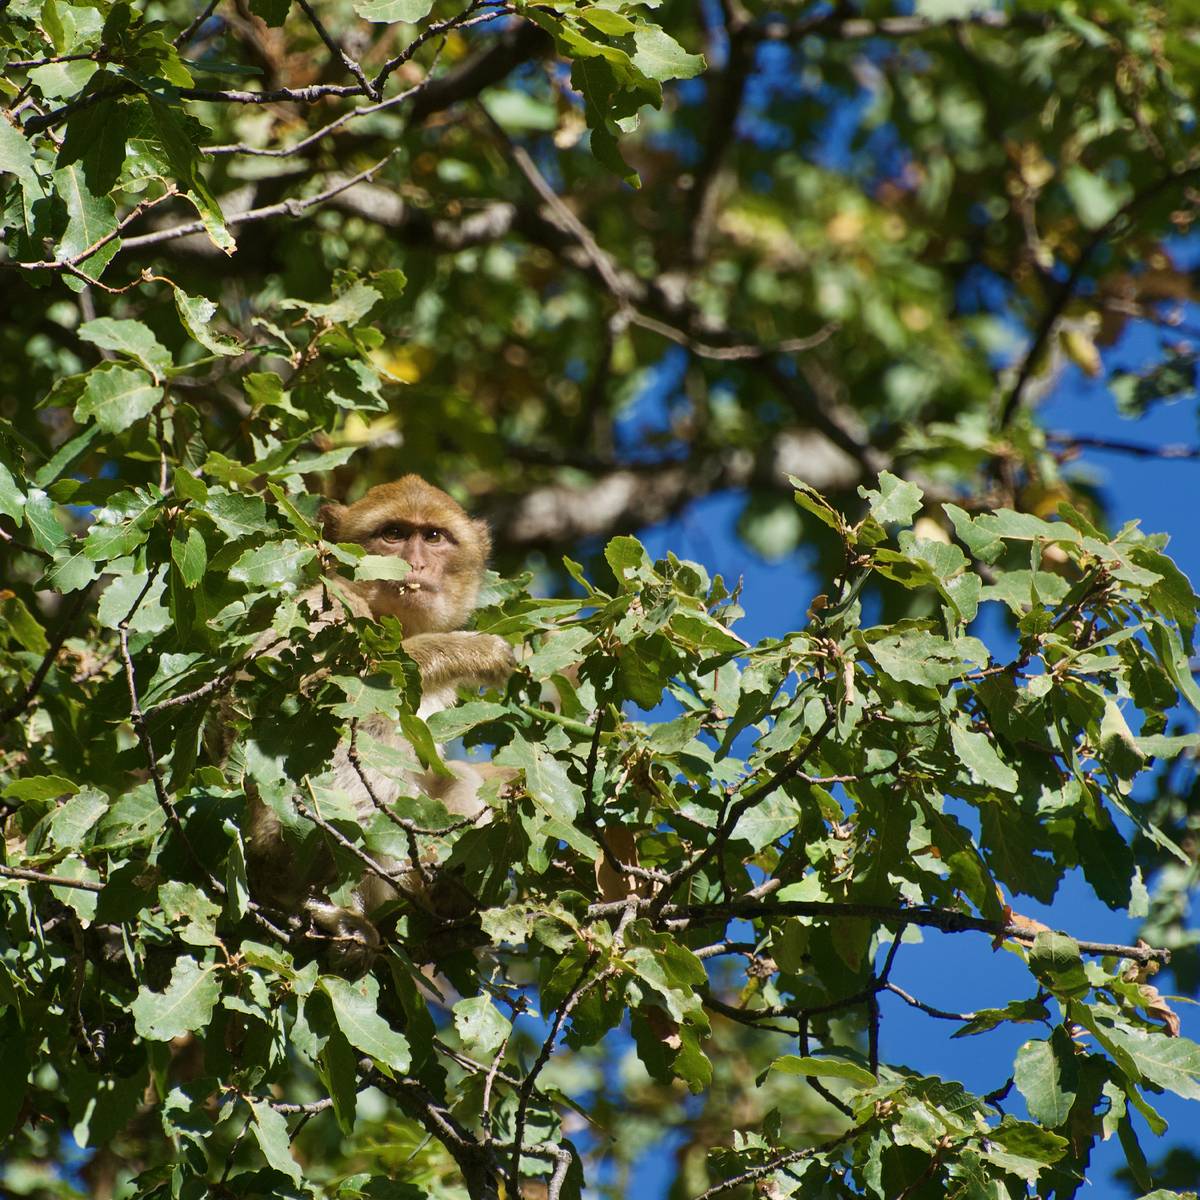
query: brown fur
[{"left": 244, "top": 476, "right": 514, "bottom": 972}]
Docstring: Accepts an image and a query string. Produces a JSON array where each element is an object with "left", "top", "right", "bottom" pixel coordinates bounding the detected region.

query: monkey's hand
[
  {"left": 305, "top": 898, "right": 381, "bottom": 978},
  {"left": 404, "top": 631, "right": 516, "bottom": 693}
]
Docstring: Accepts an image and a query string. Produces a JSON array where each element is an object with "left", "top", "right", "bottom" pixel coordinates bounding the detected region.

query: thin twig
[
  {"left": 1048, "top": 431, "right": 1200, "bottom": 460},
  {"left": 296, "top": 0, "right": 378, "bottom": 100},
  {"left": 15, "top": 188, "right": 179, "bottom": 274},
  {"left": 0, "top": 526, "right": 53, "bottom": 560},
  {"left": 174, "top": 0, "right": 221, "bottom": 47},
  {"left": 0, "top": 864, "right": 104, "bottom": 892},
  {"left": 693, "top": 1124, "right": 861, "bottom": 1200},
  {"left": 656, "top": 708, "right": 837, "bottom": 907},
  {"left": 293, "top": 787, "right": 430, "bottom": 908},
  {"left": 24, "top": 80, "right": 364, "bottom": 136},
  {"left": 146, "top": 636, "right": 288, "bottom": 714},
  {"left": 883, "top": 983, "right": 977, "bottom": 1023},
  {"left": 372, "top": 0, "right": 506, "bottom": 93},
  {"left": 629, "top": 310, "right": 838, "bottom": 361},
  {"left": 546, "top": 1145, "right": 574, "bottom": 1200},
  {"left": 657, "top": 898, "right": 1171, "bottom": 965},
  {"left": 479, "top": 1031, "right": 511, "bottom": 1148},
  {"left": 1000, "top": 162, "right": 1200, "bottom": 428},
  {"left": 270, "top": 1096, "right": 335, "bottom": 1115},
  {"left": 347, "top": 719, "right": 433, "bottom": 890},
  {"left": 117, "top": 150, "right": 396, "bottom": 252},
  {"left": 7, "top": 50, "right": 97, "bottom": 69},
  {"left": 204, "top": 79, "right": 424, "bottom": 156},
  {"left": 509, "top": 953, "right": 610, "bottom": 1197}
]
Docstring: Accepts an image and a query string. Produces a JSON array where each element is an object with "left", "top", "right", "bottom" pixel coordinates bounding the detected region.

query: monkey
[{"left": 240, "top": 475, "right": 515, "bottom": 973}]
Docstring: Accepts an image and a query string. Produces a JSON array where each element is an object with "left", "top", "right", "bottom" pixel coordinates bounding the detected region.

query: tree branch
[
  {"left": 667, "top": 899, "right": 1171, "bottom": 965},
  {"left": 1049, "top": 431, "right": 1200, "bottom": 460},
  {"left": 295, "top": 0, "right": 378, "bottom": 100},
  {"left": 694, "top": 1124, "right": 861, "bottom": 1200},
  {"left": 0, "top": 864, "right": 104, "bottom": 892},
  {"left": 118, "top": 151, "right": 396, "bottom": 252},
  {"left": 1000, "top": 162, "right": 1200, "bottom": 428},
  {"left": 373, "top": 1074, "right": 502, "bottom": 1200}
]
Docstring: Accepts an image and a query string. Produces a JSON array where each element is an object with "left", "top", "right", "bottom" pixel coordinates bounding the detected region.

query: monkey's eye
[
  {"left": 424, "top": 528, "right": 445, "bottom": 543},
  {"left": 379, "top": 525, "right": 405, "bottom": 542}
]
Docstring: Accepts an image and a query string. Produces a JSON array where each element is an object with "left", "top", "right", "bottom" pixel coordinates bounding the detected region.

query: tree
[{"left": 2, "top": 1, "right": 1200, "bottom": 1197}]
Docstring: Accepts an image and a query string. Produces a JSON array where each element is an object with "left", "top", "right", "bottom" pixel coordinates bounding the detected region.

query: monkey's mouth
[{"left": 388, "top": 579, "right": 437, "bottom": 599}]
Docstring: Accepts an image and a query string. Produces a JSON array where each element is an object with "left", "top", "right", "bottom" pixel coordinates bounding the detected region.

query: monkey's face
[
  {"left": 362, "top": 519, "right": 477, "bottom": 632},
  {"left": 321, "top": 476, "right": 491, "bottom": 634}
]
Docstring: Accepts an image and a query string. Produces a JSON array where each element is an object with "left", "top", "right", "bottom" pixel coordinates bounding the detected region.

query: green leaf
[
  {"left": 579, "top": 8, "right": 635, "bottom": 36},
  {"left": 78, "top": 318, "right": 172, "bottom": 382},
  {"left": 765, "top": 1054, "right": 875, "bottom": 1087},
  {"left": 862, "top": 471, "right": 923, "bottom": 526},
  {"left": 0, "top": 118, "right": 40, "bottom": 185},
  {"left": 1102, "top": 1026, "right": 1200, "bottom": 1100},
  {"left": 631, "top": 25, "right": 705, "bottom": 81},
  {"left": 522, "top": 628, "right": 593, "bottom": 679},
  {"left": 425, "top": 700, "right": 509, "bottom": 742},
  {"left": 0, "top": 592, "right": 47, "bottom": 653},
  {"left": 173, "top": 288, "right": 243, "bottom": 355},
  {"left": 131, "top": 957, "right": 221, "bottom": 1040},
  {"left": 248, "top": 1099, "right": 303, "bottom": 1183},
  {"left": 981, "top": 803, "right": 1060, "bottom": 903},
  {"left": 229, "top": 540, "right": 315, "bottom": 587},
  {"left": 1063, "top": 165, "right": 1129, "bottom": 230},
  {"left": 171, "top": 526, "right": 207, "bottom": 588},
  {"left": 1014, "top": 1032, "right": 1076, "bottom": 1127},
  {"left": 49, "top": 788, "right": 109, "bottom": 849},
  {"left": 865, "top": 630, "right": 986, "bottom": 687},
  {"left": 452, "top": 994, "right": 511, "bottom": 1056},
  {"left": 0, "top": 462, "right": 25, "bottom": 523},
  {"left": 58, "top": 99, "right": 129, "bottom": 195},
  {"left": 74, "top": 363, "right": 163, "bottom": 433},
  {"left": 605, "top": 535, "right": 651, "bottom": 580},
  {"left": 160, "top": 880, "right": 222, "bottom": 947},
  {"left": 1100, "top": 700, "right": 1145, "bottom": 783},
  {"left": 290, "top": 281, "right": 383, "bottom": 324},
  {"left": 792, "top": 479, "right": 849, "bottom": 534},
  {"left": 147, "top": 98, "right": 234, "bottom": 253},
  {"left": 97, "top": 570, "right": 170, "bottom": 632},
  {"left": 3, "top": 775, "right": 77, "bottom": 803},
  {"left": 322, "top": 975, "right": 411, "bottom": 1074},
  {"left": 45, "top": 544, "right": 98, "bottom": 593},
  {"left": 354, "top": 554, "right": 411, "bottom": 582},
  {"left": 23, "top": 489, "right": 67, "bottom": 552},
  {"left": 52, "top": 163, "right": 118, "bottom": 273},
  {"left": 732, "top": 791, "right": 801, "bottom": 852},
  {"left": 248, "top": 0, "right": 290, "bottom": 24},
  {"left": 318, "top": 1029, "right": 358, "bottom": 1134},
  {"left": 1028, "top": 932, "right": 1090, "bottom": 999},
  {"left": 29, "top": 59, "right": 98, "bottom": 100},
  {"left": 351, "top": 0, "right": 433, "bottom": 21},
  {"left": 951, "top": 720, "right": 1018, "bottom": 793},
  {"left": 202, "top": 491, "right": 272, "bottom": 539},
  {"left": 496, "top": 739, "right": 580, "bottom": 817}
]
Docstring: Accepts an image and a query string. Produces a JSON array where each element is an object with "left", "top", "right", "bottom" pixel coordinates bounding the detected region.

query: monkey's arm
[{"left": 404, "top": 631, "right": 514, "bottom": 693}]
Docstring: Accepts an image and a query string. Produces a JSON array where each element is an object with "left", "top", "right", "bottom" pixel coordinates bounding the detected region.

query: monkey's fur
[{"left": 241, "top": 475, "right": 515, "bottom": 972}]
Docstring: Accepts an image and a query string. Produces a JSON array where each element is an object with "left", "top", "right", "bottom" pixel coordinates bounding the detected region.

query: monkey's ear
[
  {"left": 471, "top": 518, "right": 493, "bottom": 560},
  {"left": 318, "top": 503, "right": 348, "bottom": 541}
]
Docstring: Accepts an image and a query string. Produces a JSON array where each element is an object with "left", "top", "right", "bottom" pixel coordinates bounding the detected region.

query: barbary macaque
[{"left": 243, "top": 475, "right": 515, "bottom": 972}]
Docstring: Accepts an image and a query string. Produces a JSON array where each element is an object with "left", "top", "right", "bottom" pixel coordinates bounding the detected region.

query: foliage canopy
[{"left": 3, "top": 1, "right": 1200, "bottom": 1198}]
